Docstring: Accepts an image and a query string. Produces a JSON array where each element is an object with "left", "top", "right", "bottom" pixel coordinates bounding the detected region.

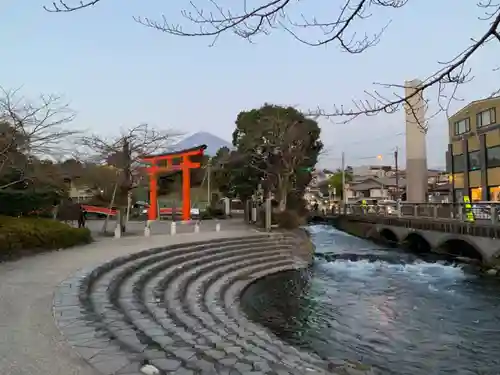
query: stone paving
[{"left": 53, "top": 232, "right": 375, "bottom": 375}]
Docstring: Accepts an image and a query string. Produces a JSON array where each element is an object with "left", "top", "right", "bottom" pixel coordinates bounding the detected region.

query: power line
[
  {"left": 322, "top": 148, "right": 400, "bottom": 163},
  {"left": 323, "top": 131, "right": 405, "bottom": 151},
  {"left": 320, "top": 131, "right": 405, "bottom": 164},
  {"left": 340, "top": 132, "right": 405, "bottom": 146}
]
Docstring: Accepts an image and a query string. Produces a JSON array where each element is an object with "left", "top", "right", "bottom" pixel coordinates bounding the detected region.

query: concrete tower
[{"left": 404, "top": 79, "right": 428, "bottom": 202}]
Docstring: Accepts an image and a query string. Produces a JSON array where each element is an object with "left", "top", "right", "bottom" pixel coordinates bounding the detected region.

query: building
[
  {"left": 447, "top": 96, "right": 500, "bottom": 202},
  {"left": 351, "top": 165, "right": 394, "bottom": 179},
  {"left": 428, "top": 183, "right": 451, "bottom": 203},
  {"left": 69, "top": 184, "right": 95, "bottom": 202},
  {"left": 427, "top": 169, "right": 450, "bottom": 185},
  {"left": 345, "top": 177, "right": 406, "bottom": 201}
]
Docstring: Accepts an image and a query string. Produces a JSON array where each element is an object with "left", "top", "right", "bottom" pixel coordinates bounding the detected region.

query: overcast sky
[{"left": 1, "top": 1, "right": 498, "bottom": 170}]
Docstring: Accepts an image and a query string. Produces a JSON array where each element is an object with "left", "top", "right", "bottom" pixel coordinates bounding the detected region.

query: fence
[{"left": 320, "top": 202, "right": 500, "bottom": 224}]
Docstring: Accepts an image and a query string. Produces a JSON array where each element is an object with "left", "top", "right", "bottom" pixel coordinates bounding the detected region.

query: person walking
[{"left": 78, "top": 204, "right": 86, "bottom": 228}]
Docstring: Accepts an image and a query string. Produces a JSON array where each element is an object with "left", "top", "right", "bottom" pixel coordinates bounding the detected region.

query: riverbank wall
[
  {"left": 325, "top": 216, "right": 386, "bottom": 243},
  {"left": 256, "top": 227, "right": 316, "bottom": 265}
]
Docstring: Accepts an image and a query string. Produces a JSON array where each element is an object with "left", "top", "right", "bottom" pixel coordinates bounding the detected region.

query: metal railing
[{"left": 320, "top": 202, "right": 500, "bottom": 224}]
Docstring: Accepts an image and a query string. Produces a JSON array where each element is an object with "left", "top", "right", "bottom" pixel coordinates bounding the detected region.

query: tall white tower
[{"left": 404, "top": 79, "right": 428, "bottom": 202}]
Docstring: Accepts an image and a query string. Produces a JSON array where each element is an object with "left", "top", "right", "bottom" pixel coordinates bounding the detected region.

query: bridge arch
[
  {"left": 378, "top": 228, "right": 399, "bottom": 246},
  {"left": 437, "top": 237, "right": 484, "bottom": 262},
  {"left": 402, "top": 232, "right": 432, "bottom": 254}
]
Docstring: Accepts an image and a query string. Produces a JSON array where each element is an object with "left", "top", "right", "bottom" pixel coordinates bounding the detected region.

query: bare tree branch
[
  {"left": 0, "top": 86, "right": 77, "bottom": 156},
  {"left": 79, "top": 124, "right": 182, "bottom": 196},
  {"left": 79, "top": 123, "right": 182, "bottom": 167},
  {"left": 44, "top": 1, "right": 500, "bottom": 124},
  {"left": 0, "top": 87, "right": 78, "bottom": 187},
  {"left": 44, "top": 0, "right": 101, "bottom": 12}
]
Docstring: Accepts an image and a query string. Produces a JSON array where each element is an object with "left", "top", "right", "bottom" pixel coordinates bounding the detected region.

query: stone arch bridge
[
  {"left": 321, "top": 215, "right": 500, "bottom": 265},
  {"left": 375, "top": 225, "right": 500, "bottom": 262}
]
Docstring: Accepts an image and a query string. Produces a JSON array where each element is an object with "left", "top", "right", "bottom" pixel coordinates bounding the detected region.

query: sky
[{"left": 1, "top": 0, "right": 498, "bottom": 170}]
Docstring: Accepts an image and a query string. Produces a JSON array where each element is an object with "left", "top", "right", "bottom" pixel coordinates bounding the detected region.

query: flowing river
[{"left": 241, "top": 225, "right": 500, "bottom": 375}]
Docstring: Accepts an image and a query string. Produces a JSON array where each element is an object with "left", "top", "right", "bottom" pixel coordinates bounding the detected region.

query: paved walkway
[{"left": 0, "top": 228, "right": 254, "bottom": 375}]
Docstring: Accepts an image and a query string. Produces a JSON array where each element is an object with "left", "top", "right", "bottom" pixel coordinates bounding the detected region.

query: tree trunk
[
  {"left": 279, "top": 196, "right": 287, "bottom": 212},
  {"left": 119, "top": 206, "right": 126, "bottom": 233},
  {"left": 277, "top": 176, "right": 288, "bottom": 212}
]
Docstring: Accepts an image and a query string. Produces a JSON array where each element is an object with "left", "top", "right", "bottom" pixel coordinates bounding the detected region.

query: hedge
[
  {"left": 0, "top": 216, "right": 92, "bottom": 261},
  {"left": 0, "top": 189, "right": 61, "bottom": 217},
  {"left": 200, "top": 207, "right": 226, "bottom": 220}
]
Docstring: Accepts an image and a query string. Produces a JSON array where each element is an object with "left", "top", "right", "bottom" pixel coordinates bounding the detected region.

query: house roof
[{"left": 349, "top": 177, "right": 406, "bottom": 190}]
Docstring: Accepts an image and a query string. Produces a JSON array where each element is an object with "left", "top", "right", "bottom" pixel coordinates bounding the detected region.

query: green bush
[
  {"left": 274, "top": 210, "right": 305, "bottom": 229},
  {"left": 201, "top": 207, "right": 226, "bottom": 220},
  {"left": 200, "top": 211, "right": 212, "bottom": 220},
  {"left": 0, "top": 216, "right": 92, "bottom": 260},
  {"left": 0, "top": 189, "right": 61, "bottom": 217}
]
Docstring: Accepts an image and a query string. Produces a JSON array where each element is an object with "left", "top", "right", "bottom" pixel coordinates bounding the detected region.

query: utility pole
[
  {"left": 377, "top": 154, "right": 384, "bottom": 197},
  {"left": 207, "top": 160, "right": 211, "bottom": 206},
  {"left": 394, "top": 146, "right": 399, "bottom": 200},
  {"left": 341, "top": 151, "right": 346, "bottom": 208},
  {"left": 120, "top": 137, "right": 131, "bottom": 233}
]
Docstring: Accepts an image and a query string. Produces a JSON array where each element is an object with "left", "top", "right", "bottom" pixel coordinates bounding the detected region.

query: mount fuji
[{"left": 173, "top": 132, "right": 233, "bottom": 156}]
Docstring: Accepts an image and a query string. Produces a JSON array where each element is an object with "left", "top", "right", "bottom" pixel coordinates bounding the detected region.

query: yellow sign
[{"left": 463, "top": 196, "right": 475, "bottom": 222}]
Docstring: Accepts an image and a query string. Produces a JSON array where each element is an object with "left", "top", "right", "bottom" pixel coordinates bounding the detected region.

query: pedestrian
[{"left": 78, "top": 204, "right": 86, "bottom": 228}]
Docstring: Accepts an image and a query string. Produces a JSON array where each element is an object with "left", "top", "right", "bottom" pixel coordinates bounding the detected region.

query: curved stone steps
[
  {"left": 120, "top": 241, "right": 304, "bottom": 371},
  {"left": 192, "top": 252, "right": 311, "bottom": 359},
  {"left": 128, "top": 244, "right": 310, "bottom": 370},
  {"left": 54, "top": 233, "right": 365, "bottom": 375},
  {"left": 122, "top": 248, "right": 292, "bottom": 362},
  {"left": 152, "top": 250, "right": 289, "bottom": 342},
  {"left": 205, "top": 260, "right": 320, "bottom": 363},
  {"left": 97, "top": 242, "right": 287, "bottom": 363},
  {"left": 137, "top": 239, "right": 312, "bottom": 371}
]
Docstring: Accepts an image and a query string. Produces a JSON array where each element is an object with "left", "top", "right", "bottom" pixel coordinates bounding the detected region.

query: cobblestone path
[{"left": 54, "top": 233, "right": 367, "bottom": 375}]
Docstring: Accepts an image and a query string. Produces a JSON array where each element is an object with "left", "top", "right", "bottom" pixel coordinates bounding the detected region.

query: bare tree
[
  {"left": 0, "top": 87, "right": 77, "bottom": 189},
  {"left": 44, "top": 1, "right": 500, "bottom": 126},
  {"left": 78, "top": 123, "right": 182, "bottom": 232}
]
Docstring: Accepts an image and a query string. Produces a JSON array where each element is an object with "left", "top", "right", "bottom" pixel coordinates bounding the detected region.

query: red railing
[{"left": 81, "top": 205, "right": 117, "bottom": 216}]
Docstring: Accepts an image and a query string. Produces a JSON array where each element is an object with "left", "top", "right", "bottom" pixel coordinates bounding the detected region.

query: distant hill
[{"left": 173, "top": 132, "right": 233, "bottom": 156}]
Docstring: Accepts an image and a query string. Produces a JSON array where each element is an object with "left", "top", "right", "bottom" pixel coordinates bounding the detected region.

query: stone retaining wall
[
  {"left": 331, "top": 217, "right": 381, "bottom": 241},
  {"left": 53, "top": 232, "right": 373, "bottom": 375}
]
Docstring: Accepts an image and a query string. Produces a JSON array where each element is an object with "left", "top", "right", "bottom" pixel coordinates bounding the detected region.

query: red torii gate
[{"left": 140, "top": 145, "right": 207, "bottom": 222}]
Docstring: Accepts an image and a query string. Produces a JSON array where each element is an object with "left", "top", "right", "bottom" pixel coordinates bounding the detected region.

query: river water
[{"left": 240, "top": 225, "right": 500, "bottom": 375}]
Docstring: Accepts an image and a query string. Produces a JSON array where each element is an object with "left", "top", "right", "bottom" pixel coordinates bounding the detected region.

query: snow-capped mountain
[{"left": 173, "top": 132, "right": 233, "bottom": 156}]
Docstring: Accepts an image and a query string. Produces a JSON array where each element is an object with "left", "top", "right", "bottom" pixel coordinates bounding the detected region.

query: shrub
[
  {"left": 202, "top": 207, "right": 226, "bottom": 220},
  {"left": 0, "top": 216, "right": 92, "bottom": 261},
  {"left": 274, "top": 210, "right": 306, "bottom": 229},
  {"left": 0, "top": 189, "right": 62, "bottom": 217}
]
